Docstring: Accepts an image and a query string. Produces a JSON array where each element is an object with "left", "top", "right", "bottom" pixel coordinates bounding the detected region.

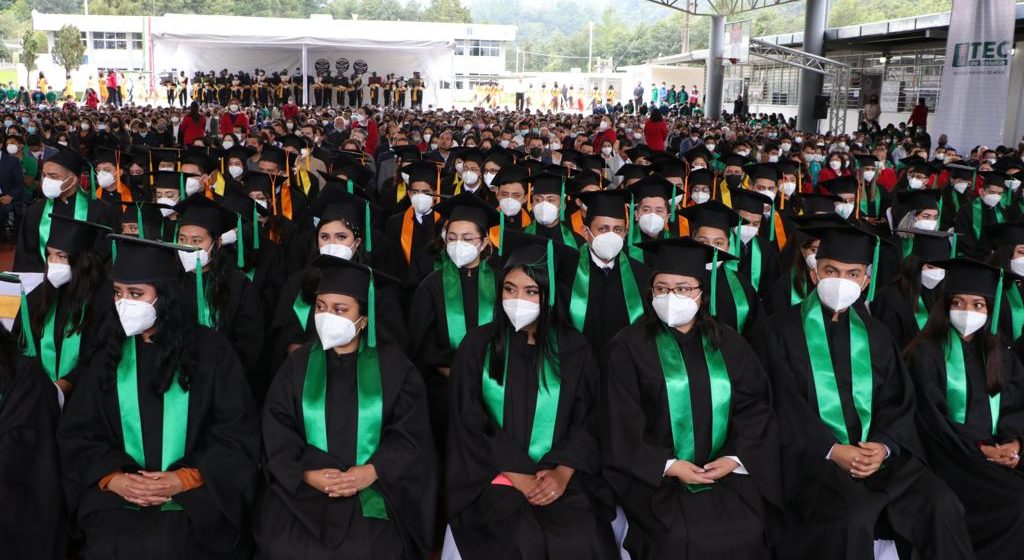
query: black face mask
[
  {"left": 529, "top": 146, "right": 543, "bottom": 158},
  {"left": 725, "top": 174, "right": 743, "bottom": 188}
]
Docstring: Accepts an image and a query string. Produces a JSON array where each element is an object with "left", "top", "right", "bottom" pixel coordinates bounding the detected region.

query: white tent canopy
[{"left": 150, "top": 14, "right": 455, "bottom": 106}]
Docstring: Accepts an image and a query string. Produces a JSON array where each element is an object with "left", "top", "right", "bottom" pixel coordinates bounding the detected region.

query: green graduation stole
[
  {"left": 744, "top": 235, "right": 762, "bottom": 291},
  {"left": 443, "top": 258, "right": 495, "bottom": 350},
  {"left": 801, "top": 291, "right": 874, "bottom": 444},
  {"left": 39, "top": 299, "right": 84, "bottom": 381},
  {"left": 789, "top": 269, "right": 808, "bottom": 306},
  {"left": 116, "top": 336, "right": 189, "bottom": 511},
  {"left": 481, "top": 333, "right": 562, "bottom": 462},
  {"left": 301, "top": 339, "right": 389, "bottom": 520},
  {"left": 858, "top": 183, "right": 881, "bottom": 218},
  {"left": 719, "top": 263, "right": 750, "bottom": 333},
  {"left": 38, "top": 190, "right": 89, "bottom": 261},
  {"left": 1006, "top": 283, "right": 1024, "bottom": 341},
  {"left": 14, "top": 280, "right": 37, "bottom": 358},
  {"left": 913, "top": 295, "right": 929, "bottom": 330},
  {"left": 654, "top": 325, "right": 731, "bottom": 492},
  {"left": 292, "top": 292, "right": 312, "bottom": 330},
  {"left": 972, "top": 197, "right": 1004, "bottom": 241},
  {"left": 192, "top": 264, "right": 214, "bottom": 328},
  {"left": 943, "top": 332, "right": 1001, "bottom": 435},
  {"left": 568, "top": 245, "right": 644, "bottom": 332},
  {"left": 524, "top": 222, "right": 578, "bottom": 250}
]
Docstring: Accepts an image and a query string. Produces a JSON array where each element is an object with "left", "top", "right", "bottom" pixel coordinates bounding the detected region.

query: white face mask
[
  {"left": 735, "top": 150, "right": 750, "bottom": 157},
  {"left": 116, "top": 298, "right": 158, "bottom": 337},
  {"left": 315, "top": 312, "right": 360, "bottom": 349},
  {"left": 502, "top": 298, "right": 541, "bottom": 331},
  {"left": 96, "top": 170, "right": 116, "bottom": 189},
  {"left": 156, "top": 197, "right": 177, "bottom": 217},
  {"left": 780, "top": 142, "right": 792, "bottom": 152},
  {"left": 836, "top": 202, "right": 854, "bottom": 219},
  {"left": 768, "top": 155, "right": 779, "bottom": 163},
  {"left": 914, "top": 218, "right": 938, "bottom": 231},
  {"left": 780, "top": 181, "right": 797, "bottom": 196},
  {"left": 920, "top": 267, "right": 945, "bottom": 290},
  {"left": 423, "top": 133, "right": 432, "bottom": 143},
  {"left": 598, "top": 121, "right": 610, "bottom": 131},
  {"left": 455, "top": 161, "right": 465, "bottom": 173},
  {"left": 804, "top": 253, "right": 817, "bottom": 271},
  {"left": 220, "top": 229, "right": 238, "bottom": 246},
  {"left": 953, "top": 181, "right": 969, "bottom": 194},
  {"left": 755, "top": 188, "right": 776, "bottom": 202},
  {"left": 222, "top": 140, "right": 235, "bottom": 150},
  {"left": 550, "top": 142, "right": 562, "bottom": 151},
  {"left": 652, "top": 292, "right": 699, "bottom": 327},
  {"left": 589, "top": 231, "right": 624, "bottom": 261},
  {"left": 410, "top": 192, "right": 434, "bottom": 214},
  {"left": 41, "top": 176, "right": 66, "bottom": 199},
  {"left": 638, "top": 213, "right": 666, "bottom": 237},
  {"left": 601, "top": 146, "right": 613, "bottom": 156},
  {"left": 446, "top": 240, "right": 480, "bottom": 268},
  {"left": 739, "top": 224, "right": 759, "bottom": 244},
  {"left": 829, "top": 160, "right": 842, "bottom": 171},
  {"left": 46, "top": 261, "right": 72, "bottom": 288},
  {"left": 81, "top": 122, "right": 91, "bottom": 130},
  {"left": 949, "top": 310, "right": 987, "bottom": 338},
  {"left": 228, "top": 165, "right": 245, "bottom": 179},
  {"left": 862, "top": 170, "right": 876, "bottom": 183},
  {"left": 1012, "top": 256, "right": 1024, "bottom": 277},
  {"left": 185, "top": 176, "right": 202, "bottom": 196},
  {"left": 533, "top": 200, "right": 559, "bottom": 226},
  {"left": 178, "top": 248, "right": 210, "bottom": 273},
  {"left": 320, "top": 242, "right": 355, "bottom": 261},
  {"left": 461, "top": 170, "right": 480, "bottom": 186},
  {"left": 499, "top": 197, "right": 522, "bottom": 217},
  {"left": 1008, "top": 179, "right": 1022, "bottom": 191},
  {"left": 499, "top": 139, "right": 510, "bottom": 149},
  {"left": 483, "top": 172, "right": 497, "bottom": 187},
  {"left": 691, "top": 191, "right": 711, "bottom": 205},
  {"left": 816, "top": 276, "right": 864, "bottom": 312},
  {"left": 229, "top": 104, "right": 240, "bottom": 113},
  {"left": 5, "top": 144, "right": 18, "bottom": 155},
  {"left": 983, "top": 193, "right": 1003, "bottom": 208},
  {"left": 705, "top": 143, "right": 716, "bottom": 152},
  {"left": 908, "top": 177, "right": 925, "bottom": 190}
]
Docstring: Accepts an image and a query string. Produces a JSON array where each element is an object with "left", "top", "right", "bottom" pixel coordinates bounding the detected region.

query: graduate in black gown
[
  {"left": 385, "top": 160, "right": 445, "bottom": 292},
  {"left": 679, "top": 200, "right": 766, "bottom": 342},
  {"left": 556, "top": 189, "right": 649, "bottom": 353},
  {"left": 20, "top": 215, "right": 111, "bottom": 399},
  {"left": 58, "top": 235, "right": 260, "bottom": 560},
  {"left": 764, "top": 225, "right": 975, "bottom": 560},
  {"left": 523, "top": 172, "right": 585, "bottom": 248},
  {"left": 0, "top": 274, "right": 65, "bottom": 560},
  {"left": 871, "top": 228, "right": 954, "bottom": 351},
  {"left": 729, "top": 187, "right": 781, "bottom": 295},
  {"left": 985, "top": 222, "right": 1024, "bottom": 344},
  {"left": 173, "top": 194, "right": 265, "bottom": 381},
  {"left": 15, "top": 147, "right": 114, "bottom": 272},
  {"left": 624, "top": 176, "right": 677, "bottom": 264},
  {"left": 602, "top": 237, "right": 781, "bottom": 559},
  {"left": 905, "top": 259, "right": 1024, "bottom": 559},
  {"left": 257, "top": 256, "right": 435, "bottom": 560},
  {"left": 491, "top": 164, "right": 534, "bottom": 239},
  {"left": 955, "top": 171, "right": 1009, "bottom": 258},
  {"left": 761, "top": 214, "right": 847, "bottom": 316},
  {"left": 446, "top": 231, "right": 617, "bottom": 560}
]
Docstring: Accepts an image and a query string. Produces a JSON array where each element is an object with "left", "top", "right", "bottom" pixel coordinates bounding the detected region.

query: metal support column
[
  {"left": 706, "top": 15, "right": 725, "bottom": 120},
  {"left": 301, "top": 43, "right": 308, "bottom": 106},
  {"left": 797, "top": 0, "right": 829, "bottom": 131}
]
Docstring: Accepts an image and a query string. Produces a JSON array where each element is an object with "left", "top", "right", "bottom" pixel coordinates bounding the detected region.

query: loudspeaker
[{"left": 813, "top": 95, "right": 830, "bottom": 119}]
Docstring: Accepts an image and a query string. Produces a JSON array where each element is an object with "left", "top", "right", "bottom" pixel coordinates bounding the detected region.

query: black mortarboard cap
[
  {"left": 436, "top": 192, "right": 500, "bottom": 231},
  {"left": 614, "top": 164, "right": 649, "bottom": 181},
  {"left": 630, "top": 176, "right": 675, "bottom": 201},
  {"left": 46, "top": 214, "right": 111, "bottom": 253},
  {"left": 44, "top": 147, "right": 84, "bottom": 176},
  {"left": 750, "top": 164, "right": 779, "bottom": 182},
  {"left": 793, "top": 193, "right": 841, "bottom": 214},
  {"left": 730, "top": 188, "right": 773, "bottom": 215},
  {"left": 528, "top": 172, "right": 567, "bottom": 196},
  {"left": 119, "top": 202, "right": 170, "bottom": 240},
  {"left": 809, "top": 225, "right": 878, "bottom": 265},
  {"left": 895, "top": 189, "right": 941, "bottom": 212},
  {"left": 894, "top": 228, "right": 956, "bottom": 262},
  {"left": 109, "top": 234, "right": 194, "bottom": 283},
  {"left": 637, "top": 235, "right": 736, "bottom": 279},
  {"left": 927, "top": 258, "right": 1001, "bottom": 299},
  {"left": 174, "top": 193, "right": 236, "bottom": 237},
  {"left": 679, "top": 200, "right": 741, "bottom": 232},
  {"left": 392, "top": 144, "right": 422, "bottom": 162},
  {"left": 650, "top": 158, "right": 686, "bottom": 179},
  {"left": 574, "top": 189, "right": 631, "bottom": 221},
  {"left": 310, "top": 183, "right": 370, "bottom": 232},
  {"left": 687, "top": 168, "right": 715, "bottom": 187},
  {"left": 492, "top": 164, "right": 531, "bottom": 187},
  {"left": 819, "top": 175, "right": 858, "bottom": 196}
]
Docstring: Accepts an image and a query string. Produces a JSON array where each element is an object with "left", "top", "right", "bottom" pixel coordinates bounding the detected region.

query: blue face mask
[
  {"left": 3, "top": 120, "right": 11, "bottom": 128},
  {"left": 19, "top": 116, "right": 28, "bottom": 124},
  {"left": 26, "top": 126, "right": 36, "bottom": 134}
]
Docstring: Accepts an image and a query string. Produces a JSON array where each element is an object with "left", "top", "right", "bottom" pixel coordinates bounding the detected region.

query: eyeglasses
[{"left": 652, "top": 285, "right": 701, "bottom": 297}]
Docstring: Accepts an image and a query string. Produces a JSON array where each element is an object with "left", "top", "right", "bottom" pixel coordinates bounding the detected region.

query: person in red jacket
[
  {"left": 815, "top": 152, "right": 851, "bottom": 184},
  {"left": 352, "top": 106, "right": 378, "bottom": 155},
  {"left": 219, "top": 97, "right": 250, "bottom": 136},
  {"left": 643, "top": 110, "right": 668, "bottom": 152},
  {"left": 592, "top": 114, "right": 617, "bottom": 152},
  {"left": 178, "top": 102, "right": 207, "bottom": 146},
  {"left": 282, "top": 97, "right": 299, "bottom": 121}
]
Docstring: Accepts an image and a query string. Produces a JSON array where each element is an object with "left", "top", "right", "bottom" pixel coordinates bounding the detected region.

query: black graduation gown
[
  {"left": 602, "top": 321, "right": 781, "bottom": 559},
  {"left": 940, "top": 189, "right": 971, "bottom": 231},
  {"left": 711, "top": 265, "right": 766, "bottom": 343},
  {"left": 556, "top": 252, "right": 650, "bottom": 354},
  {"left": 14, "top": 192, "right": 114, "bottom": 272},
  {"left": 954, "top": 201, "right": 1005, "bottom": 259},
  {"left": 57, "top": 329, "right": 260, "bottom": 559},
  {"left": 182, "top": 265, "right": 265, "bottom": 381},
  {"left": 0, "top": 357, "right": 65, "bottom": 560},
  {"left": 447, "top": 325, "right": 617, "bottom": 560},
  {"left": 526, "top": 221, "right": 585, "bottom": 248},
  {"left": 762, "top": 268, "right": 813, "bottom": 317},
  {"left": 908, "top": 336, "right": 1024, "bottom": 560},
  {"left": 997, "top": 280, "right": 1024, "bottom": 344},
  {"left": 22, "top": 280, "right": 113, "bottom": 390},
  {"left": 407, "top": 260, "right": 501, "bottom": 455},
  {"left": 737, "top": 236, "right": 780, "bottom": 295},
  {"left": 764, "top": 303, "right": 974, "bottom": 560},
  {"left": 385, "top": 209, "right": 439, "bottom": 292},
  {"left": 871, "top": 282, "right": 941, "bottom": 351},
  {"left": 256, "top": 342, "right": 435, "bottom": 560}
]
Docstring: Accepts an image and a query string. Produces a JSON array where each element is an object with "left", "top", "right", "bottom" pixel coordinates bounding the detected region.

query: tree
[
  {"left": 20, "top": 30, "right": 47, "bottom": 87},
  {"left": 422, "top": 0, "right": 470, "bottom": 23},
  {"left": 52, "top": 24, "right": 85, "bottom": 75}
]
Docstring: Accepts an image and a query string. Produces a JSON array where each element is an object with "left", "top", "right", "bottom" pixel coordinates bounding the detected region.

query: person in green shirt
[
  {"left": 5, "top": 82, "right": 17, "bottom": 102},
  {"left": 45, "top": 90, "right": 57, "bottom": 104}
]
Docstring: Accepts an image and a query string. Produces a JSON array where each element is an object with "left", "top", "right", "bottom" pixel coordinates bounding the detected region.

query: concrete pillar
[
  {"left": 706, "top": 15, "right": 725, "bottom": 120},
  {"left": 797, "top": 0, "right": 829, "bottom": 132},
  {"left": 301, "top": 43, "right": 308, "bottom": 106}
]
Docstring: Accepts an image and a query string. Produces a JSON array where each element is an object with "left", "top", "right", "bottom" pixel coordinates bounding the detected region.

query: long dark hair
[
  {"left": 896, "top": 254, "right": 925, "bottom": 316},
  {"left": 203, "top": 240, "right": 234, "bottom": 327},
  {"left": 30, "top": 250, "right": 105, "bottom": 338},
  {"left": 642, "top": 274, "right": 723, "bottom": 350},
  {"left": 905, "top": 292, "right": 1005, "bottom": 394},
  {"left": 0, "top": 324, "right": 18, "bottom": 394},
  {"left": 487, "top": 263, "right": 561, "bottom": 383},
  {"left": 102, "top": 280, "right": 197, "bottom": 394},
  {"left": 188, "top": 102, "right": 201, "bottom": 124}
]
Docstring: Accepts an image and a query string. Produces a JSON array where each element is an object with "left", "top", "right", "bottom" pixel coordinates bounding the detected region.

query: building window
[
  {"left": 92, "top": 32, "right": 129, "bottom": 50},
  {"left": 132, "top": 33, "right": 143, "bottom": 50},
  {"left": 455, "top": 39, "right": 500, "bottom": 57},
  {"left": 80, "top": 31, "right": 88, "bottom": 48}
]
